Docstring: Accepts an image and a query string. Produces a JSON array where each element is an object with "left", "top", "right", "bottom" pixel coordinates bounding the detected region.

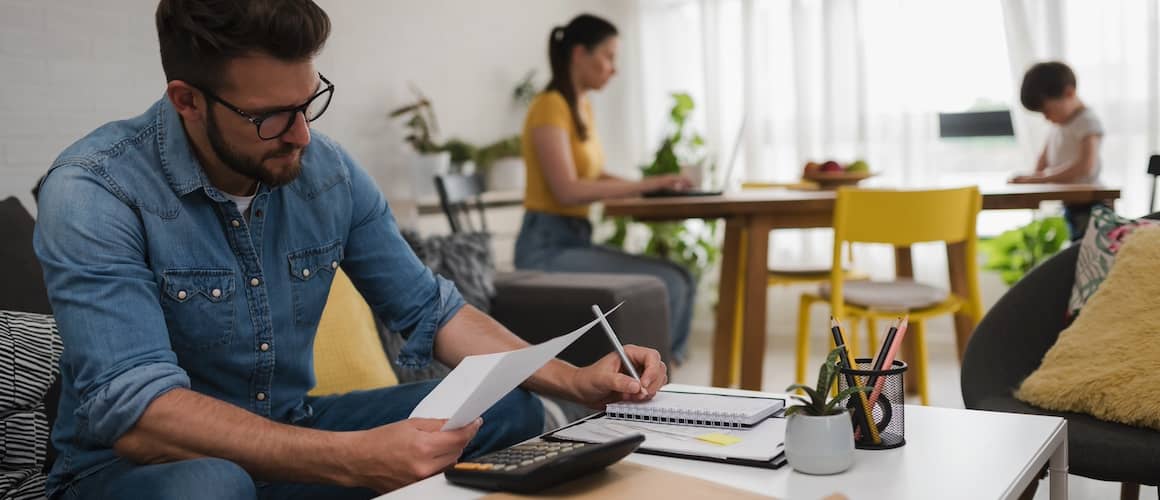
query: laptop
[{"left": 643, "top": 117, "right": 744, "bottom": 198}]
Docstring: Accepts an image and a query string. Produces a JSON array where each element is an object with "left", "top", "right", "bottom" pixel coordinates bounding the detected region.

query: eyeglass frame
[{"left": 194, "top": 73, "right": 335, "bottom": 141}]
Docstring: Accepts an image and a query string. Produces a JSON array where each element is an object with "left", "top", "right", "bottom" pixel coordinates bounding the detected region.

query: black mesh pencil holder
[{"left": 837, "top": 358, "right": 907, "bottom": 450}]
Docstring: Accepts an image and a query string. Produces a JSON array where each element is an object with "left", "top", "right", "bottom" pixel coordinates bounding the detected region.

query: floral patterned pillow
[{"left": 1069, "top": 205, "right": 1159, "bottom": 317}]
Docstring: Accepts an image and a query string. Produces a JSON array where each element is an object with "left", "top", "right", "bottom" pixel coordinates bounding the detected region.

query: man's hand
[
  {"left": 567, "top": 345, "right": 668, "bottom": 408},
  {"left": 345, "top": 418, "right": 482, "bottom": 492}
]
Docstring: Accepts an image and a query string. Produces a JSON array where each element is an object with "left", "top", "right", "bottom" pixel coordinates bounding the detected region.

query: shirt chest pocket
[
  {"left": 161, "top": 269, "right": 236, "bottom": 351},
  {"left": 288, "top": 240, "right": 344, "bottom": 327}
]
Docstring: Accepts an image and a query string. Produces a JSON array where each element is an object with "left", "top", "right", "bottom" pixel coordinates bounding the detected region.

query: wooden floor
[{"left": 673, "top": 274, "right": 1156, "bottom": 500}]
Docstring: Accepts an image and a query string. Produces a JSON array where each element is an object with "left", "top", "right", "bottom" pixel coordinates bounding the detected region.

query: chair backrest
[
  {"left": 434, "top": 174, "right": 488, "bottom": 234},
  {"left": 832, "top": 186, "right": 981, "bottom": 246},
  {"left": 1148, "top": 155, "right": 1160, "bottom": 212}
]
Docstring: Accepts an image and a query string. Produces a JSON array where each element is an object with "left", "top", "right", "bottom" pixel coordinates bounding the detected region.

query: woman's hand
[{"left": 642, "top": 174, "right": 694, "bottom": 193}]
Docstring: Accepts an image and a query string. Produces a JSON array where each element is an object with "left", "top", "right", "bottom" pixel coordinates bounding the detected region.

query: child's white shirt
[{"left": 1045, "top": 107, "right": 1104, "bottom": 184}]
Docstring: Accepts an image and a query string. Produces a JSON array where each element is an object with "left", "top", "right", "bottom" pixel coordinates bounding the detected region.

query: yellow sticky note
[{"left": 696, "top": 433, "right": 742, "bottom": 446}]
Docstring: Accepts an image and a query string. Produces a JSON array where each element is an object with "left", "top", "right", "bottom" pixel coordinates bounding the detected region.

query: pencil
[{"left": 830, "top": 318, "right": 881, "bottom": 445}]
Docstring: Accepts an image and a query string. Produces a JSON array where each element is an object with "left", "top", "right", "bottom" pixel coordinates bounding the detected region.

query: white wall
[{"left": 0, "top": 0, "right": 644, "bottom": 224}]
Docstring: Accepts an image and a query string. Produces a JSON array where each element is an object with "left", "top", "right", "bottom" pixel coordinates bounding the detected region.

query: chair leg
[
  {"left": 1121, "top": 482, "right": 1139, "bottom": 500},
  {"left": 911, "top": 320, "right": 930, "bottom": 405},
  {"left": 795, "top": 297, "right": 812, "bottom": 386}
]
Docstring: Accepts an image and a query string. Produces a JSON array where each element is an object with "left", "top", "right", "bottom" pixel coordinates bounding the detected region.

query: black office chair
[
  {"left": 1148, "top": 155, "right": 1160, "bottom": 212},
  {"left": 961, "top": 214, "right": 1160, "bottom": 500},
  {"left": 434, "top": 173, "right": 488, "bottom": 234}
]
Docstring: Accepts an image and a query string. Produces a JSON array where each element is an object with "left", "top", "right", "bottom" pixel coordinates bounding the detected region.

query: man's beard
[{"left": 206, "top": 110, "right": 304, "bottom": 188}]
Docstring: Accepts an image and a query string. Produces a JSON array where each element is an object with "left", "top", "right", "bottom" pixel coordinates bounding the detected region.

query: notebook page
[
  {"left": 553, "top": 417, "right": 786, "bottom": 462},
  {"left": 607, "top": 391, "right": 784, "bottom": 426}
]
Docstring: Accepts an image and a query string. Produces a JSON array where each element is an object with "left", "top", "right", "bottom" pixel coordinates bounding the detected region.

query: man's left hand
[{"left": 567, "top": 345, "right": 667, "bottom": 408}]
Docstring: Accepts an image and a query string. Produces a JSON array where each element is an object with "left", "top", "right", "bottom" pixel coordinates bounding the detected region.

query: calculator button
[
  {"left": 547, "top": 452, "right": 558, "bottom": 457},
  {"left": 454, "top": 463, "right": 481, "bottom": 470},
  {"left": 521, "top": 459, "right": 533, "bottom": 466},
  {"left": 504, "top": 465, "right": 518, "bottom": 471}
]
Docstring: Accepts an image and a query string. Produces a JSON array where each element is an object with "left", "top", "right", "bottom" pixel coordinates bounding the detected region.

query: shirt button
[
  {"left": 331, "top": 261, "right": 338, "bottom": 270},
  {"left": 259, "top": 342, "right": 270, "bottom": 352},
  {"left": 211, "top": 288, "right": 222, "bottom": 298},
  {"left": 176, "top": 290, "right": 187, "bottom": 300},
  {"left": 250, "top": 277, "right": 260, "bottom": 287},
  {"left": 256, "top": 392, "right": 267, "bottom": 401},
  {"left": 231, "top": 219, "right": 240, "bottom": 228},
  {"left": 302, "top": 268, "right": 311, "bottom": 278}
]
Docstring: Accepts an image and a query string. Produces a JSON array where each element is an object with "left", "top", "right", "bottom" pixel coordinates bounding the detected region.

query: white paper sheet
[{"left": 409, "top": 303, "right": 622, "bottom": 430}]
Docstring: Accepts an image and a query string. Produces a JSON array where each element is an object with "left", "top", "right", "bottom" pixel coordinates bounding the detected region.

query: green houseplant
[
  {"left": 602, "top": 93, "right": 720, "bottom": 279},
  {"left": 979, "top": 216, "right": 1069, "bottom": 285},
  {"left": 782, "top": 347, "right": 869, "bottom": 475}
]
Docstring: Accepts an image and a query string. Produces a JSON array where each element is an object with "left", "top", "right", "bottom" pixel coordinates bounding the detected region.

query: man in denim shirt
[{"left": 33, "top": 1, "right": 667, "bottom": 499}]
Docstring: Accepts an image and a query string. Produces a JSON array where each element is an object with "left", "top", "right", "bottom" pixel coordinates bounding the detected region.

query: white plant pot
[
  {"left": 409, "top": 151, "right": 451, "bottom": 199},
  {"left": 784, "top": 412, "right": 855, "bottom": 475},
  {"left": 485, "top": 157, "right": 526, "bottom": 192}
]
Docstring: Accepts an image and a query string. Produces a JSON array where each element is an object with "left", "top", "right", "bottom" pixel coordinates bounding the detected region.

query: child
[{"left": 1011, "top": 61, "right": 1104, "bottom": 240}]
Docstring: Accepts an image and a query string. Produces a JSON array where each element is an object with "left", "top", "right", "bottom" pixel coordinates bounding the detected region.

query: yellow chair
[{"left": 794, "top": 187, "right": 982, "bottom": 405}]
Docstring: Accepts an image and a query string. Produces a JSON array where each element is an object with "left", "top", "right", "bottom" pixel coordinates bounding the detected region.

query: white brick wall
[
  {"left": 0, "top": 0, "right": 643, "bottom": 229},
  {"left": 1, "top": 0, "right": 162, "bottom": 212}
]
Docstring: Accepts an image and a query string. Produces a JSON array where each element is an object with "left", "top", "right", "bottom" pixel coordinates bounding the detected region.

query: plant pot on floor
[{"left": 784, "top": 412, "right": 855, "bottom": 475}]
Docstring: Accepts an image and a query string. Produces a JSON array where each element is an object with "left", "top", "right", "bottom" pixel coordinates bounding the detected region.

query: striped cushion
[{"left": 0, "top": 311, "right": 62, "bottom": 500}]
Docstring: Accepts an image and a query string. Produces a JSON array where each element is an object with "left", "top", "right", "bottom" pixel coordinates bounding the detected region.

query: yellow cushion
[
  {"left": 309, "top": 269, "right": 398, "bottom": 396},
  {"left": 1016, "top": 227, "right": 1160, "bottom": 430}
]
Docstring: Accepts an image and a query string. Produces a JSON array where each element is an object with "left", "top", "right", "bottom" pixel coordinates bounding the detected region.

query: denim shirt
[{"left": 33, "top": 98, "right": 465, "bottom": 496}]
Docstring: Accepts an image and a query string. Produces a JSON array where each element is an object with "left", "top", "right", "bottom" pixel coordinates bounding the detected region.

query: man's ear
[
  {"left": 1063, "top": 85, "right": 1077, "bottom": 99},
  {"left": 166, "top": 80, "right": 206, "bottom": 124}
]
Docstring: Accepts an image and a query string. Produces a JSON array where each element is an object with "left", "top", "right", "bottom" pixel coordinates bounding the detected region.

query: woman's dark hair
[
  {"left": 156, "top": 0, "right": 331, "bottom": 91},
  {"left": 1020, "top": 61, "right": 1077, "bottom": 112},
  {"left": 545, "top": 14, "right": 618, "bottom": 141}
]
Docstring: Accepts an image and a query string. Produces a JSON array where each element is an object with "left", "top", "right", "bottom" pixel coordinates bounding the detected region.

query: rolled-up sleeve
[
  {"left": 34, "top": 164, "right": 190, "bottom": 447},
  {"left": 337, "top": 149, "right": 466, "bottom": 369}
]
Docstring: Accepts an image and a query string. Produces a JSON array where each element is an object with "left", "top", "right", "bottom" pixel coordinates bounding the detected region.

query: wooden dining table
[{"left": 604, "top": 184, "right": 1121, "bottom": 390}]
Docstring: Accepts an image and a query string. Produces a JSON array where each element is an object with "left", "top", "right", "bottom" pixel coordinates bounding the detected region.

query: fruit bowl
[{"left": 801, "top": 170, "right": 875, "bottom": 189}]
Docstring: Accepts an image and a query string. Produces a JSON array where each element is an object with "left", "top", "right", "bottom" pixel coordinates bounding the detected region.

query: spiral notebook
[{"left": 605, "top": 390, "right": 784, "bottom": 428}]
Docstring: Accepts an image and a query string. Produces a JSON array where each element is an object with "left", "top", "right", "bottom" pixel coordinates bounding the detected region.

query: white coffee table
[{"left": 376, "top": 386, "right": 1068, "bottom": 500}]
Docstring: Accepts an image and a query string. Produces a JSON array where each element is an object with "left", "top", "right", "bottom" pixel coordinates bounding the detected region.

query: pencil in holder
[{"left": 838, "top": 358, "right": 907, "bottom": 450}]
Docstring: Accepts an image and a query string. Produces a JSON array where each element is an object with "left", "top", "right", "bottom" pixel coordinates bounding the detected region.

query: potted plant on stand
[
  {"left": 389, "top": 86, "right": 454, "bottom": 199},
  {"left": 783, "top": 347, "right": 869, "bottom": 475}
]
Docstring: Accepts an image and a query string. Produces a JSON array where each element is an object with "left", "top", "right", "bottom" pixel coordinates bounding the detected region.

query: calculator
[{"left": 444, "top": 434, "right": 644, "bottom": 493}]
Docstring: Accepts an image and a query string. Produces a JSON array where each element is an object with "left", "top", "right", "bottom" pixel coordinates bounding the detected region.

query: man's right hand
[{"left": 344, "top": 417, "right": 483, "bottom": 492}]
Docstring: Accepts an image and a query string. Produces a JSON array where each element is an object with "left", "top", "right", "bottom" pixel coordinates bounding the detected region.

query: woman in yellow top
[{"left": 514, "top": 14, "right": 696, "bottom": 362}]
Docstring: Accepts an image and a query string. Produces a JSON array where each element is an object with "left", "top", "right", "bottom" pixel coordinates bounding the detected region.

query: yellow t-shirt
[{"left": 521, "top": 90, "right": 605, "bottom": 218}]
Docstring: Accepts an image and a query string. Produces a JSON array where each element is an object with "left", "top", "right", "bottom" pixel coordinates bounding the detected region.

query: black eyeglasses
[{"left": 197, "top": 73, "right": 335, "bottom": 140}]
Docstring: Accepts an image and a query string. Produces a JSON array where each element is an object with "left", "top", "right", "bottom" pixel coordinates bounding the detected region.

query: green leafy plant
[
  {"left": 641, "top": 93, "right": 706, "bottom": 177},
  {"left": 389, "top": 84, "right": 523, "bottom": 172},
  {"left": 603, "top": 93, "right": 719, "bottom": 279},
  {"left": 784, "top": 347, "right": 872, "bottom": 417},
  {"left": 979, "top": 216, "right": 1069, "bottom": 285}
]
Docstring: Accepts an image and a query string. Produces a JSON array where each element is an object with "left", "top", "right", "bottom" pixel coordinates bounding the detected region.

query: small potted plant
[{"left": 783, "top": 347, "right": 868, "bottom": 475}]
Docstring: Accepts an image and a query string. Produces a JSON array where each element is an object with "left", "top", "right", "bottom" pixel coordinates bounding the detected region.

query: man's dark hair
[
  {"left": 156, "top": 0, "right": 331, "bottom": 90},
  {"left": 1020, "top": 61, "right": 1077, "bottom": 112}
]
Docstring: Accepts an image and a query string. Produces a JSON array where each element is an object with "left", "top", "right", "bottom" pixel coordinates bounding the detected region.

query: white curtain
[
  {"left": 1002, "top": 0, "right": 1160, "bottom": 217},
  {"left": 634, "top": 0, "right": 1030, "bottom": 280}
]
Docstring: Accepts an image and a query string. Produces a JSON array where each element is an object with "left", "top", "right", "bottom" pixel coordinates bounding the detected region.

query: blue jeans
[
  {"left": 58, "top": 381, "right": 543, "bottom": 500},
  {"left": 513, "top": 211, "right": 695, "bottom": 362}
]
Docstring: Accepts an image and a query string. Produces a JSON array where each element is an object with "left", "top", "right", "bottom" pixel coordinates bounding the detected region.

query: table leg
[
  {"left": 947, "top": 241, "right": 980, "bottom": 360},
  {"left": 893, "top": 246, "right": 922, "bottom": 393},
  {"left": 712, "top": 218, "right": 745, "bottom": 387},
  {"left": 1049, "top": 424, "right": 1068, "bottom": 500},
  {"left": 740, "top": 217, "right": 773, "bottom": 390}
]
